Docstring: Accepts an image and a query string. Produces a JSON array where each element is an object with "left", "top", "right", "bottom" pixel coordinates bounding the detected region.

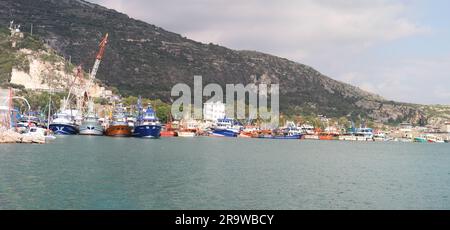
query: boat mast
[
  {"left": 47, "top": 94, "right": 52, "bottom": 130},
  {"left": 8, "top": 87, "right": 12, "bottom": 129}
]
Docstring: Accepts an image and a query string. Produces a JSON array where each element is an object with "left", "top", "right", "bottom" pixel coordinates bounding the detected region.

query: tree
[
  {"left": 338, "top": 116, "right": 350, "bottom": 129},
  {"left": 123, "top": 96, "right": 138, "bottom": 107}
]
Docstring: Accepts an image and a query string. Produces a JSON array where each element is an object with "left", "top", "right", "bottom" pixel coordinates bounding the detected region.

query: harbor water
[{"left": 0, "top": 136, "right": 449, "bottom": 210}]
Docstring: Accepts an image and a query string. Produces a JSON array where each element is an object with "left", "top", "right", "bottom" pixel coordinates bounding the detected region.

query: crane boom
[{"left": 85, "top": 33, "right": 109, "bottom": 97}]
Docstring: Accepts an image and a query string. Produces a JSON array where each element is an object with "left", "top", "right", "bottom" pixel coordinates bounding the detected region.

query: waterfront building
[
  {"left": 441, "top": 122, "right": 450, "bottom": 133},
  {"left": 203, "top": 101, "right": 226, "bottom": 122}
]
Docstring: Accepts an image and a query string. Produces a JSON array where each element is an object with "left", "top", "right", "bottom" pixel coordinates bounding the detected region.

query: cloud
[
  {"left": 89, "top": 0, "right": 425, "bottom": 60},
  {"left": 339, "top": 57, "right": 450, "bottom": 104},
  {"left": 88, "top": 0, "right": 449, "bottom": 105}
]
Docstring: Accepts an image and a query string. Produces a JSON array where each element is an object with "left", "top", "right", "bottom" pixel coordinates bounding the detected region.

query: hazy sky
[{"left": 89, "top": 0, "right": 450, "bottom": 105}]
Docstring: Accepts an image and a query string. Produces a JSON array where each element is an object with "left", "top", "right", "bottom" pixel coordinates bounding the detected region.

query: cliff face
[
  {"left": 0, "top": 0, "right": 433, "bottom": 124},
  {"left": 0, "top": 27, "right": 107, "bottom": 98}
]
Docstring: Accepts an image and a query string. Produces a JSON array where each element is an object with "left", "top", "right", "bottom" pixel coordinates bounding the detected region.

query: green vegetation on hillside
[
  {"left": 0, "top": 27, "right": 14, "bottom": 85},
  {"left": 15, "top": 90, "right": 67, "bottom": 115},
  {"left": 0, "top": 25, "right": 47, "bottom": 87}
]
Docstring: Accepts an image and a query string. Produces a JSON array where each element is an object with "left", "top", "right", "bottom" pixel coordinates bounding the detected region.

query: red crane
[{"left": 84, "top": 33, "right": 109, "bottom": 98}]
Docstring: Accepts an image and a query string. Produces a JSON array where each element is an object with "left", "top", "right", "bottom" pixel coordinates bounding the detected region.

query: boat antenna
[
  {"left": 137, "top": 96, "right": 143, "bottom": 119},
  {"left": 47, "top": 93, "right": 52, "bottom": 130}
]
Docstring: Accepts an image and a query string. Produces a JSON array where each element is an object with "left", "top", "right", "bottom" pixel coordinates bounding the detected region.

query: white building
[
  {"left": 441, "top": 122, "right": 450, "bottom": 133},
  {"left": 203, "top": 101, "right": 225, "bottom": 122}
]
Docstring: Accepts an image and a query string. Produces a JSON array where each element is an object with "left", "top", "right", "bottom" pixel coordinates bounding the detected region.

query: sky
[{"left": 89, "top": 0, "right": 450, "bottom": 105}]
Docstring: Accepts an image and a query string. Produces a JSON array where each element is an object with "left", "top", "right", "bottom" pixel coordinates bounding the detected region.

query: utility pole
[{"left": 30, "top": 23, "right": 33, "bottom": 36}]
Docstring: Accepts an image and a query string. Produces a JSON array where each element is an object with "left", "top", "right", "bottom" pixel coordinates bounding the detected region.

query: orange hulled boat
[
  {"left": 105, "top": 104, "right": 132, "bottom": 137},
  {"left": 161, "top": 122, "right": 177, "bottom": 137},
  {"left": 160, "top": 114, "right": 178, "bottom": 137}
]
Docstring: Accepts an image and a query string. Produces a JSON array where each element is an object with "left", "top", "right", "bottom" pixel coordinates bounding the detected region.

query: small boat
[
  {"left": 300, "top": 124, "right": 315, "bottom": 135},
  {"left": 177, "top": 131, "right": 196, "bottom": 137},
  {"left": 79, "top": 114, "right": 104, "bottom": 136},
  {"left": 414, "top": 136, "right": 427, "bottom": 143},
  {"left": 106, "top": 104, "right": 132, "bottom": 137},
  {"left": 133, "top": 106, "right": 162, "bottom": 138},
  {"left": 373, "top": 131, "right": 387, "bottom": 142},
  {"left": 339, "top": 135, "right": 356, "bottom": 141},
  {"left": 238, "top": 131, "right": 253, "bottom": 138},
  {"left": 176, "top": 119, "right": 198, "bottom": 137},
  {"left": 258, "top": 132, "right": 303, "bottom": 140},
  {"left": 354, "top": 128, "right": 374, "bottom": 141},
  {"left": 305, "top": 134, "right": 320, "bottom": 140},
  {"left": 23, "top": 127, "right": 55, "bottom": 143},
  {"left": 426, "top": 135, "right": 445, "bottom": 143},
  {"left": 258, "top": 125, "right": 303, "bottom": 140},
  {"left": 49, "top": 112, "right": 79, "bottom": 135},
  {"left": 161, "top": 123, "right": 177, "bottom": 137},
  {"left": 319, "top": 134, "right": 336, "bottom": 141},
  {"left": 239, "top": 126, "right": 259, "bottom": 138},
  {"left": 269, "top": 134, "right": 302, "bottom": 140},
  {"left": 210, "top": 118, "right": 241, "bottom": 137}
]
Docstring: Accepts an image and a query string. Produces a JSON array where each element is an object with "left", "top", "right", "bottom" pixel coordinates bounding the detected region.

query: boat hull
[
  {"left": 161, "top": 131, "right": 177, "bottom": 137},
  {"left": 238, "top": 132, "right": 253, "bottom": 138},
  {"left": 177, "top": 131, "right": 196, "bottom": 137},
  {"left": 211, "top": 129, "right": 238, "bottom": 137},
  {"left": 133, "top": 125, "right": 162, "bottom": 138},
  {"left": 106, "top": 125, "right": 132, "bottom": 137},
  {"left": 49, "top": 124, "right": 79, "bottom": 135},
  {"left": 414, "top": 137, "right": 427, "bottom": 143},
  {"left": 319, "top": 135, "right": 336, "bottom": 141},
  {"left": 259, "top": 134, "right": 303, "bottom": 140},
  {"left": 79, "top": 123, "right": 104, "bottom": 136}
]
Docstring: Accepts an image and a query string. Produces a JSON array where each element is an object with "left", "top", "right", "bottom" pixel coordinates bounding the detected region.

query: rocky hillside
[
  {"left": 0, "top": 0, "right": 433, "bottom": 124},
  {"left": 0, "top": 26, "right": 107, "bottom": 99}
]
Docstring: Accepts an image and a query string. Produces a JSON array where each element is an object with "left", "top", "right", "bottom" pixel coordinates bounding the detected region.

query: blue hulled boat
[
  {"left": 133, "top": 106, "right": 162, "bottom": 138},
  {"left": 269, "top": 134, "right": 303, "bottom": 140},
  {"left": 49, "top": 113, "right": 79, "bottom": 135},
  {"left": 211, "top": 118, "right": 242, "bottom": 137}
]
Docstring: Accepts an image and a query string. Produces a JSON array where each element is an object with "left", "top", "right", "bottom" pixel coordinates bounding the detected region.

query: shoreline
[{"left": 0, "top": 129, "right": 46, "bottom": 144}]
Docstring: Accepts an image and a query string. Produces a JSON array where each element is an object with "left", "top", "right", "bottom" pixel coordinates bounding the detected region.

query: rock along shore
[{"left": 0, "top": 128, "right": 46, "bottom": 144}]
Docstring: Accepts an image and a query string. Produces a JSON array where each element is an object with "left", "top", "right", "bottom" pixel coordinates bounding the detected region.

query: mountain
[{"left": 0, "top": 0, "right": 430, "bottom": 124}]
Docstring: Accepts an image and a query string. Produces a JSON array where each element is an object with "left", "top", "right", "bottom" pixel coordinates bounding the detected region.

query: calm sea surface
[{"left": 0, "top": 136, "right": 449, "bottom": 210}]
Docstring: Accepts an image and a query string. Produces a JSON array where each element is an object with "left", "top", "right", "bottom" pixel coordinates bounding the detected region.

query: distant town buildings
[
  {"left": 203, "top": 101, "right": 225, "bottom": 122},
  {"left": 441, "top": 122, "right": 450, "bottom": 133},
  {"left": 9, "top": 21, "right": 24, "bottom": 48}
]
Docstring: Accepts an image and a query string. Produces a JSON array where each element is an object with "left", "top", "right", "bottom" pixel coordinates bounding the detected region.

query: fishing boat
[
  {"left": 79, "top": 114, "right": 104, "bottom": 136},
  {"left": 300, "top": 124, "right": 315, "bottom": 135},
  {"left": 354, "top": 128, "right": 374, "bottom": 141},
  {"left": 373, "top": 131, "right": 387, "bottom": 142},
  {"left": 414, "top": 136, "right": 427, "bottom": 143},
  {"left": 426, "top": 135, "right": 445, "bottom": 143},
  {"left": 79, "top": 101, "right": 104, "bottom": 136},
  {"left": 105, "top": 104, "right": 132, "bottom": 137},
  {"left": 177, "top": 119, "right": 198, "bottom": 137},
  {"left": 210, "top": 118, "right": 241, "bottom": 137},
  {"left": 319, "top": 134, "right": 335, "bottom": 140},
  {"left": 49, "top": 112, "right": 79, "bottom": 135},
  {"left": 319, "top": 126, "right": 339, "bottom": 140},
  {"left": 133, "top": 106, "right": 162, "bottom": 138},
  {"left": 161, "top": 123, "right": 177, "bottom": 137},
  {"left": 259, "top": 128, "right": 303, "bottom": 140}
]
